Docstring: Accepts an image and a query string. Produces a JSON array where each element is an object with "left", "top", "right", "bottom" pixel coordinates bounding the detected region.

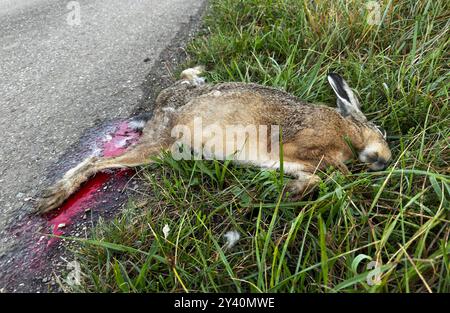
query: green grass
[{"left": 70, "top": 0, "right": 449, "bottom": 292}]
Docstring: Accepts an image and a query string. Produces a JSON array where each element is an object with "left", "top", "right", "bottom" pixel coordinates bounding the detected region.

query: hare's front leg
[
  {"left": 284, "top": 170, "right": 320, "bottom": 197},
  {"left": 253, "top": 159, "right": 320, "bottom": 197}
]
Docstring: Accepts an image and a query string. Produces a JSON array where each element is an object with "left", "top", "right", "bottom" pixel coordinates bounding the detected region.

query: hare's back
[{"left": 177, "top": 83, "right": 320, "bottom": 126}]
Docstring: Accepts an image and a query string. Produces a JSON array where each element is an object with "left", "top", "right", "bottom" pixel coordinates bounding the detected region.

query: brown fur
[{"left": 35, "top": 68, "right": 391, "bottom": 213}]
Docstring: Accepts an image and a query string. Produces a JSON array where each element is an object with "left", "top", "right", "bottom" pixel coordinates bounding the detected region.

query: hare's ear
[{"left": 327, "top": 73, "right": 362, "bottom": 118}]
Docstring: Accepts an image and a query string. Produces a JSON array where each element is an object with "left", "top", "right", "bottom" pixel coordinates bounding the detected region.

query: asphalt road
[{"left": 0, "top": 0, "right": 205, "bottom": 231}]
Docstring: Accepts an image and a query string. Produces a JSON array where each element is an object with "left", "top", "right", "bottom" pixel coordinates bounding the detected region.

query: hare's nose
[
  {"left": 377, "top": 158, "right": 389, "bottom": 169},
  {"left": 368, "top": 157, "right": 389, "bottom": 171}
]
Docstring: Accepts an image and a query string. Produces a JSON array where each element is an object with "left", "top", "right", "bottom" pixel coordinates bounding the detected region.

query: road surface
[{"left": 0, "top": 0, "right": 205, "bottom": 234}]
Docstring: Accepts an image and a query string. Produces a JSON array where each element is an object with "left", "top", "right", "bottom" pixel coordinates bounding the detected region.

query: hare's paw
[
  {"left": 34, "top": 182, "right": 69, "bottom": 214},
  {"left": 285, "top": 174, "right": 320, "bottom": 199}
]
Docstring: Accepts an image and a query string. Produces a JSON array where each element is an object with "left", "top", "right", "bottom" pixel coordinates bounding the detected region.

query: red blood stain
[
  {"left": 45, "top": 121, "right": 141, "bottom": 246},
  {"left": 102, "top": 121, "right": 140, "bottom": 157}
]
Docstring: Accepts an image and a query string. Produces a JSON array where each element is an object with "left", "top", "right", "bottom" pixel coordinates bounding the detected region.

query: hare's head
[{"left": 327, "top": 73, "right": 392, "bottom": 171}]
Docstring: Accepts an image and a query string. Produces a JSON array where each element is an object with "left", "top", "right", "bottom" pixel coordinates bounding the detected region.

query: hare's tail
[{"left": 180, "top": 65, "right": 205, "bottom": 85}]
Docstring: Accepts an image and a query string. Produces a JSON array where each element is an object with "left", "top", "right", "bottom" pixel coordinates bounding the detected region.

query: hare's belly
[{"left": 170, "top": 119, "right": 279, "bottom": 162}]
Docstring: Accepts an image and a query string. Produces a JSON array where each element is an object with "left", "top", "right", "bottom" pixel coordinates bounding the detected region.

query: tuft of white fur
[
  {"left": 224, "top": 230, "right": 240, "bottom": 249},
  {"left": 192, "top": 76, "right": 206, "bottom": 86},
  {"left": 163, "top": 224, "right": 170, "bottom": 240},
  {"left": 128, "top": 119, "right": 146, "bottom": 131}
]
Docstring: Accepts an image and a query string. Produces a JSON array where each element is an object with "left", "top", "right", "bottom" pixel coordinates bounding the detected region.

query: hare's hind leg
[
  {"left": 35, "top": 141, "right": 169, "bottom": 214},
  {"left": 36, "top": 107, "right": 177, "bottom": 214}
]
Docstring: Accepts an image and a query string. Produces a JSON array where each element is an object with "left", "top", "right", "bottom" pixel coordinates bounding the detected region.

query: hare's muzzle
[
  {"left": 359, "top": 142, "right": 392, "bottom": 172},
  {"left": 367, "top": 157, "right": 389, "bottom": 171}
]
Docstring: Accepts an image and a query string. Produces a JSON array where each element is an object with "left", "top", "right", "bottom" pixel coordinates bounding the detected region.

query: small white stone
[{"left": 16, "top": 192, "right": 24, "bottom": 199}]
